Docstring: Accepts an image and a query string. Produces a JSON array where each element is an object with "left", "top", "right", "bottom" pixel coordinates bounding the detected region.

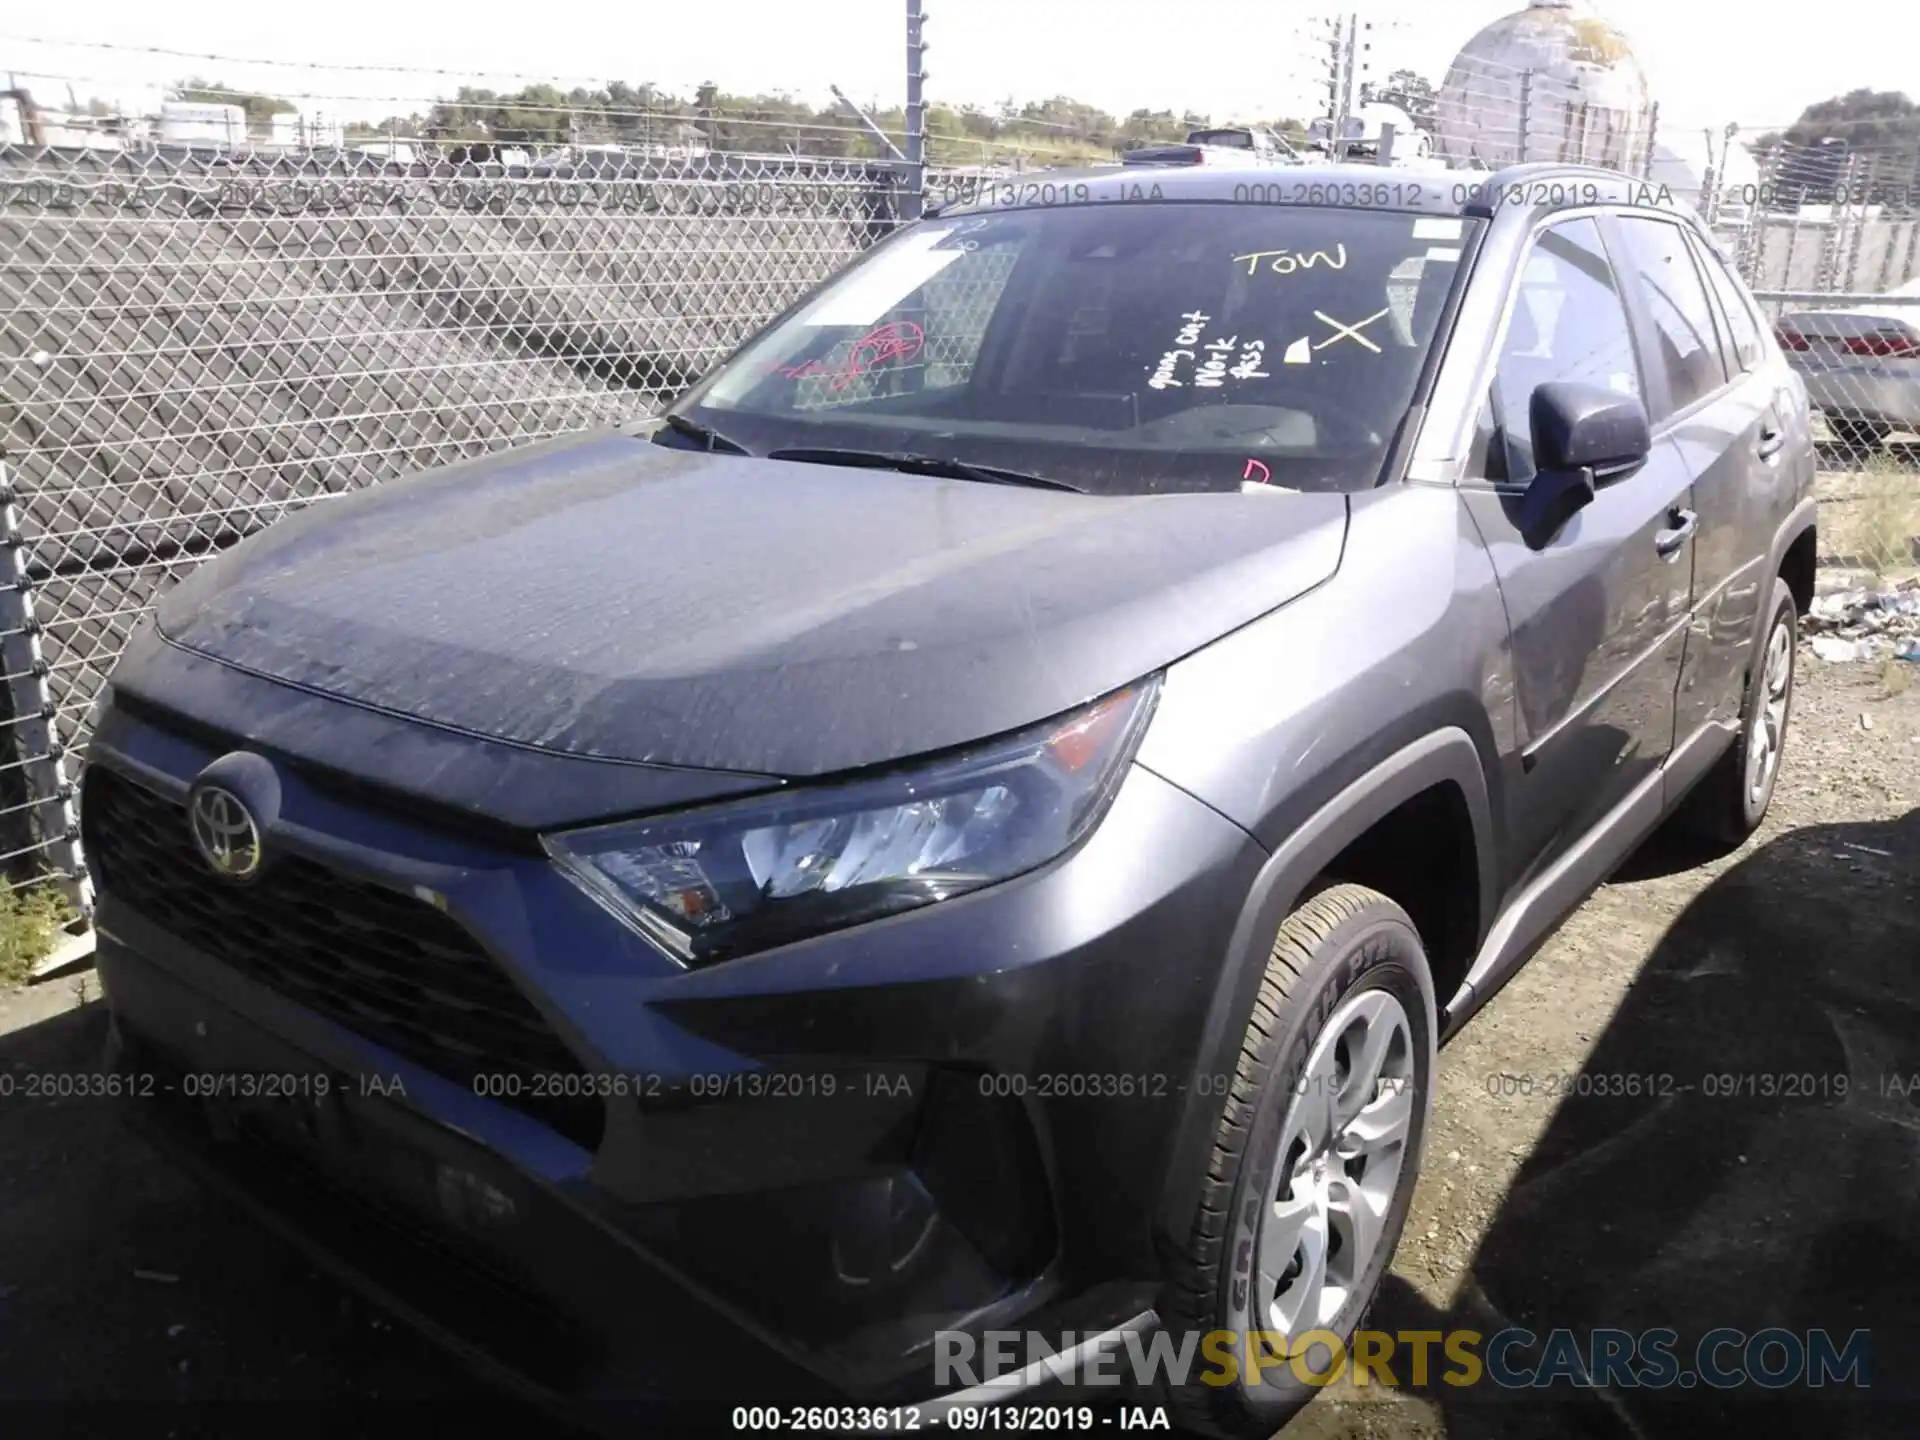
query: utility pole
[
  {"left": 904, "top": 0, "right": 927, "bottom": 220},
  {"left": 1322, "top": 13, "right": 1369, "bottom": 161},
  {"left": 1319, "top": 20, "right": 1341, "bottom": 155},
  {"left": 1336, "top": 16, "right": 1358, "bottom": 158}
]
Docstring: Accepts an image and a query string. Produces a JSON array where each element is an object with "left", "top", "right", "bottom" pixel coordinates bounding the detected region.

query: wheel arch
[
  {"left": 1775, "top": 504, "right": 1818, "bottom": 621},
  {"left": 1153, "top": 726, "right": 1495, "bottom": 1257}
]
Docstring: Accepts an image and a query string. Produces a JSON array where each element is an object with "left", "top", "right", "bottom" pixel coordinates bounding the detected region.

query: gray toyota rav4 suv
[{"left": 88, "top": 161, "right": 1815, "bottom": 1436}]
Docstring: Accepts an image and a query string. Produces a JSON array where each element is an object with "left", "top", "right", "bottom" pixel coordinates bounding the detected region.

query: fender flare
[
  {"left": 1769, "top": 496, "right": 1818, "bottom": 598},
  {"left": 1153, "top": 726, "right": 1496, "bottom": 1254},
  {"left": 1745, "top": 495, "right": 1818, "bottom": 664}
]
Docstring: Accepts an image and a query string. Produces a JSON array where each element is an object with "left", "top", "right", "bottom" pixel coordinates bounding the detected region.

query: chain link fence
[
  {"left": 0, "top": 141, "right": 919, "bottom": 908},
  {"left": 3, "top": 60, "right": 1920, "bottom": 919}
]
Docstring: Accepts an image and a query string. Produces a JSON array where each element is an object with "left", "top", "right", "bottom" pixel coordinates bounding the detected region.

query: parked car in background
[
  {"left": 90, "top": 159, "right": 1815, "bottom": 1439},
  {"left": 1122, "top": 124, "right": 1300, "bottom": 167},
  {"left": 1774, "top": 281, "right": 1920, "bottom": 455},
  {"left": 1306, "top": 102, "right": 1443, "bottom": 169}
]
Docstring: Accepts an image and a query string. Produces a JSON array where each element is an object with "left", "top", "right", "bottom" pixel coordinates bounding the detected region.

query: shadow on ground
[
  {"left": 0, "top": 998, "right": 570, "bottom": 1435},
  {"left": 6, "top": 812, "right": 1915, "bottom": 1436},
  {"left": 1370, "top": 807, "right": 1920, "bottom": 1437}
]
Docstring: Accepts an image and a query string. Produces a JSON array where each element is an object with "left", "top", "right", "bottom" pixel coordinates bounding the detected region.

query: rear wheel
[
  {"left": 1677, "top": 576, "right": 1798, "bottom": 847},
  {"left": 1161, "top": 884, "right": 1434, "bottom": 1439}
]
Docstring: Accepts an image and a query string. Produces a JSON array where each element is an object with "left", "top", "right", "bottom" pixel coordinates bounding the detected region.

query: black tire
[
  {"left": 1161, "top": 884, "right": 1436, "bottom": 1440},
  {"left": 1826, "top": 417, "right": 1890, "bottom": 455},
  {"left": 1676, "top": 576, "right": 1798, "bottom": 847}
]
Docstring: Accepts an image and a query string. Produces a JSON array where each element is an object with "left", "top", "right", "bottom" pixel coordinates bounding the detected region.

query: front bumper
[{"left": 88, "top": 695, "right": 1265, "bottom": 1426}]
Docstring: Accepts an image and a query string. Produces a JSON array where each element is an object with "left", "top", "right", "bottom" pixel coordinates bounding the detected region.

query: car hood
[{"left": 156, "top": 431, "right": 1348, "bottom": 778}]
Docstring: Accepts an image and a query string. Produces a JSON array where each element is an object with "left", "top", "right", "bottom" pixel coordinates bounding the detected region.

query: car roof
[{"left": 926, "top": 160, "right": 1679, "bottom": 225}]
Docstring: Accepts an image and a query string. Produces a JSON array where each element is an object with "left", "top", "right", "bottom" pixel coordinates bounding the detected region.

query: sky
[{"left": 1, "top": 0, "right": 1914, "bottom": 140}]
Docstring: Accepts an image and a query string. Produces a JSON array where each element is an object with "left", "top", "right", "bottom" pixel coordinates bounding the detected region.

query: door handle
[
  {"left": 1655, "top": 507, "right": 1698, "bottom": 559},
  {"left": 1757, "top": 424, "right": 1785, "bottom": 460}
]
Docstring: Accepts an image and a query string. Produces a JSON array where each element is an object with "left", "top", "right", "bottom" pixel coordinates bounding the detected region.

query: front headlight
[{"left": 544, "top": 679, "right": 1160, "bottom": 966}]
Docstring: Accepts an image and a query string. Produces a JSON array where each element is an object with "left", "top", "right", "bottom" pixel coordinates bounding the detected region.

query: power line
[
  {"left": 0, "top": 32, "right": 667, "bottom": 91},
  {"left": 1, "top": 67, "right": 895, "bottom": 136}
]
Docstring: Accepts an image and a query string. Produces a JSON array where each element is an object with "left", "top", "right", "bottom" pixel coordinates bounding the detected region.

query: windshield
[{"left": 674, "top": 202, "right": 1480, "bottom": 495}]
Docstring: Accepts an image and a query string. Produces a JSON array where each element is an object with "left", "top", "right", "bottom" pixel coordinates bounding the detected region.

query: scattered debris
[
  {"left": 1842, "top": 841, "right": 1894, "bottom": 858},
  {"left": 1813, "top": 636, "right": 1871, "bottom": 663},
  {"left": 1806, "top": 583, "right": 1920, "bottom": 662},
  {"left": 1815, "top": 567, "right": 1881, "bottom": 597},
  {"left": 166, "top": 1323, "right": 187, "bottom": 1338},
  {"left": 1862, "top": 713, "right": 1876, "bottom": 731},
  {"left": 133, "top": 1269, "right": 179, "bottom": 1285}
]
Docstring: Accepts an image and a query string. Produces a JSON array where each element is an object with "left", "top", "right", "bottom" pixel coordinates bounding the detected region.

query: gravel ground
[
  {"left": 1, "top": 649, "right": 1915, "bottom": 1438},
  {"left": 1292, "top": 648, "right": 1920, "bottom": 1438}
]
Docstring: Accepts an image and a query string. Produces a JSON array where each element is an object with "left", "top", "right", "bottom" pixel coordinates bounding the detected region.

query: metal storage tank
[{"left": 1435, "top": 0, "right": 1652, "bottom": 172}]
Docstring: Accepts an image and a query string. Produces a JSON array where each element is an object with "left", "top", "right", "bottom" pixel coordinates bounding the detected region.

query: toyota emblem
[{"left": 189, "top": 784, "right": 263, "bottom": 881}]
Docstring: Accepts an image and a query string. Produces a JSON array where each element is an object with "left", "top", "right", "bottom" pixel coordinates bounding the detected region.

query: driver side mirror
[{"left": 1516, "top": 381, "right": 1652, "bottom": 549}]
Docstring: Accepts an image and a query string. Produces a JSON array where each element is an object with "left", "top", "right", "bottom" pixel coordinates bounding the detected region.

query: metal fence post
[
  {"left": 0, "top": 458, "right": 91, "bottom": 922},
  {"left": 1517, "top": 71, "right": 1531, "bottom": 163},
  {"left": 903, "top": 0, "right": 926, "bottom": 222},
  {"left": 1875, "top": 151, "right": 1901, "bottom": 292},
  {"left": 1642, "top": 101, "right": 1660, "bottom": 179},
  {"left": 1895, "top": 205, "right": 1920, "bottom": 289},
  {"left": 1732, "top": 144, "right": 1763, "bottom": 286},
  {"left": 1842, "top": 153, "right": 1870, "bottom": 293},
  {"left": 1700, "top": 133, "right": 1721, "bottom": 228},
  {"left": 1903, "top": 146, "right": 1920, "bottom": 282}
]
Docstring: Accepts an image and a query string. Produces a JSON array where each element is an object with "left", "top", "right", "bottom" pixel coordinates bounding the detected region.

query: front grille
[{"left": 85, "top": 766, "right": 603, "bottom": 1149}]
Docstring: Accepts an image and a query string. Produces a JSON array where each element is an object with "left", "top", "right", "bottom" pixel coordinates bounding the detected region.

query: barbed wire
[
  {"left": 0, "top": 32, "right": 709, "bottom": 90},
  {"left": 2, "top": 70, "right": 897, "bottom": 137}
]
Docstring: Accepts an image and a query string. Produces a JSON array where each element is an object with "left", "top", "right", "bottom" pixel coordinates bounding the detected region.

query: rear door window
[
  {"left": 1688, "top": 231, "right": 1764, "bottom": 374},
  {"left": 1611, "top": 216, "right": 1731, "bottom": 417}
]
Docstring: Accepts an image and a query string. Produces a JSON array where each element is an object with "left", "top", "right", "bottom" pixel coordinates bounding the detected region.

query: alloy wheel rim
[
  {"left": 1746, "top": 619, "right": 1793, "bottom": 806},
  {"left": 1258, "top": 989, "right": 1416, "bottom": 1337}
]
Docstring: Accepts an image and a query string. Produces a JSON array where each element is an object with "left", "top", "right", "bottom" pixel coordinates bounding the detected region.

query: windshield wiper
[
  {"left": 765, "top": 447, "right": 1086, "bottom": 494},
  {"left": 655, "top": 411, "right": 752, "bottom": 455}
]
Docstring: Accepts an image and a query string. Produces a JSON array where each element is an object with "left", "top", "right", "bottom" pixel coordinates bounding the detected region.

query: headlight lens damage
[{"left": 545, "top": 679, "right": 1160, "bottom": 965}]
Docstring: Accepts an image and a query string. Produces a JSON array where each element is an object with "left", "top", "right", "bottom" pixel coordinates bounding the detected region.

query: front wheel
[{"left": 1161, "top": 884, "right": 1435, "bottom": 1439}]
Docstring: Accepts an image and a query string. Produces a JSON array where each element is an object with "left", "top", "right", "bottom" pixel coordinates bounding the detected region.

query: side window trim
[
  {"left": 1682, "top": 225, "right": 1751, "bottom": 378},
  {"left": 1600, "top": 210, "right": 1735, "bottom": 428},
  {"left": 1678, "top": 222, "right": 1734, "bottom": 388},
  {"left": 1684, "top": 228, "right": 1744, "bottom": 378}
]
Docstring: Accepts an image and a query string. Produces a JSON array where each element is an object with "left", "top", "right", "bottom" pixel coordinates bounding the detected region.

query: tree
[
  {"left": 346, "top": 78, "right": 1212, "bottom": 167},
  {"left": 1759, "top": 89, "right": 1920, "bottom": 209},
  {"left": 1775, "top": 88, "right": 1920, "bottom": 150}
]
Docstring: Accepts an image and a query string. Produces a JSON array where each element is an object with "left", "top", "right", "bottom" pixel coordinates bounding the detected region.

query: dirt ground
[
  {"left": 1295, "top": 650, "right": 1920, "bottom": 1438},
  {"left": 1, "top": 647, "right": 1915, "bottom": 1438}
]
